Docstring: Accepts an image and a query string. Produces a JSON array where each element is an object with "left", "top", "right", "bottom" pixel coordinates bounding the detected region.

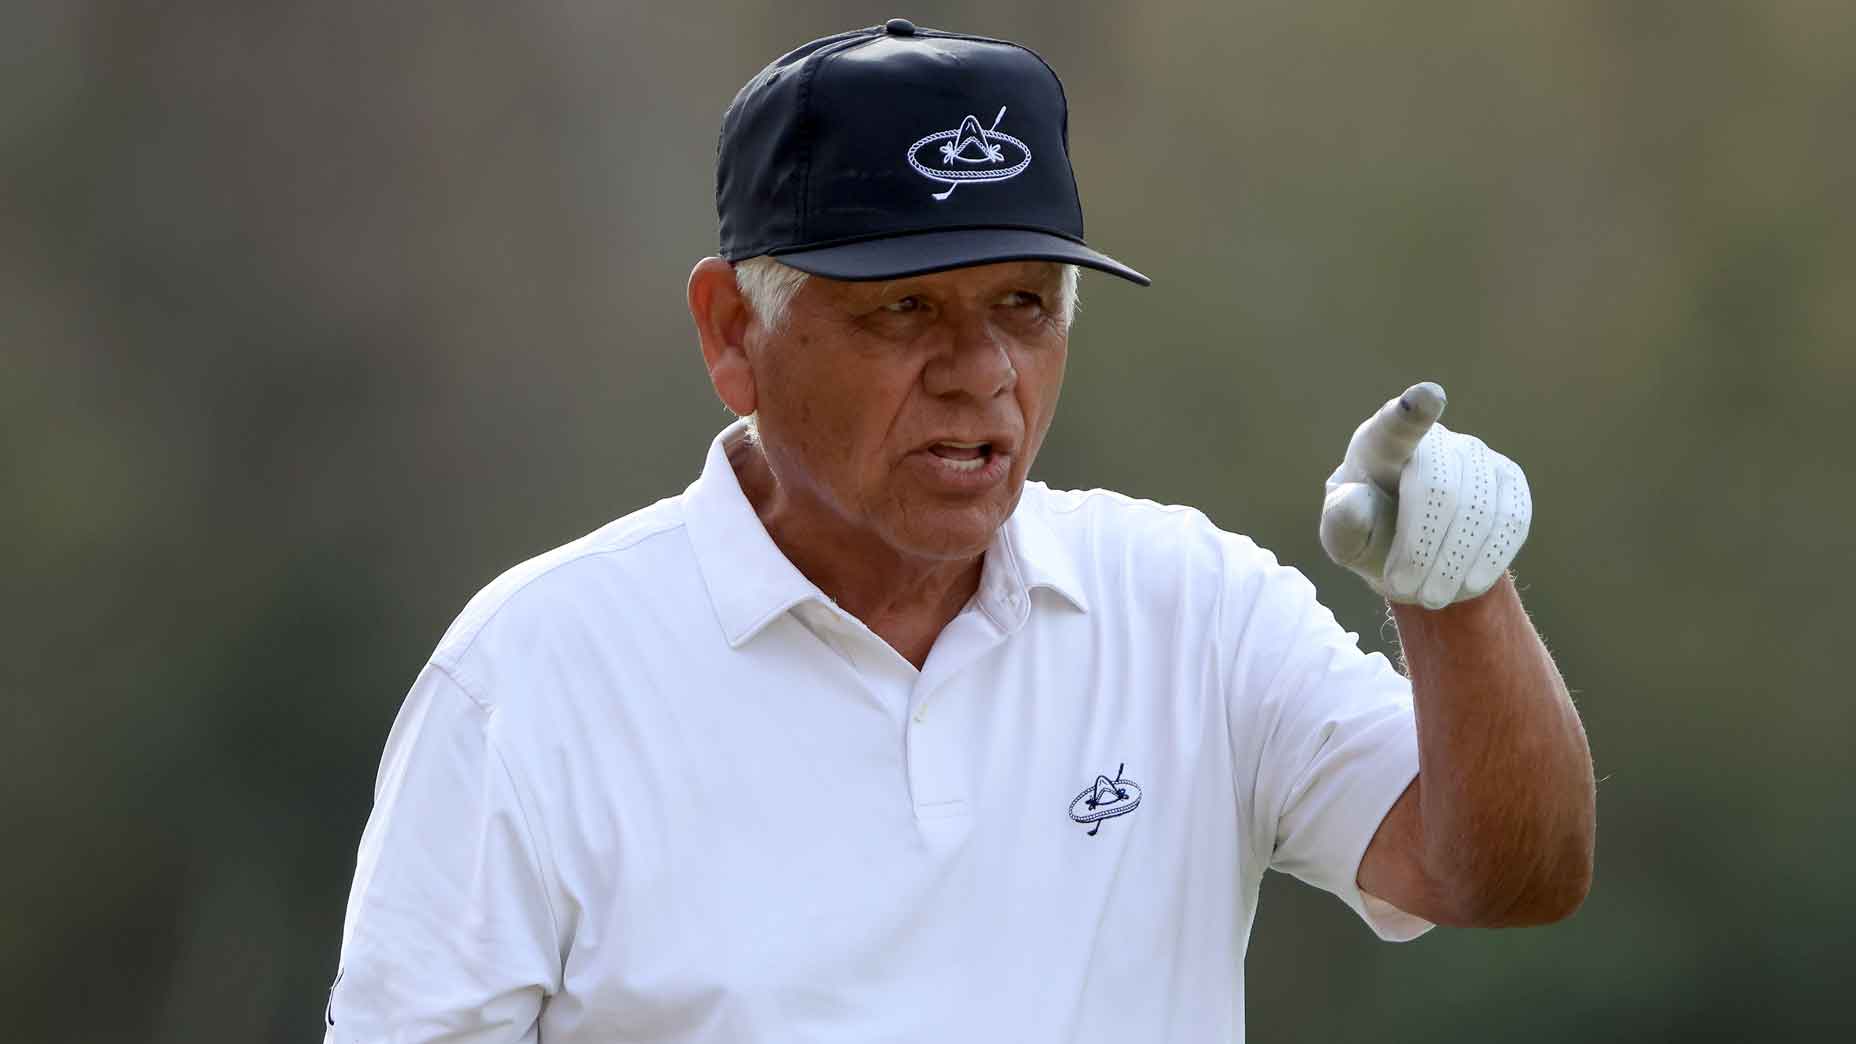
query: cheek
[
  {"left": 759, "top": 340, "right": 835, "bottom": 462},
  {"left": 1017, "top": 347, "right": 1067, "bottom": 421},
  {"left": 765, "top": 338, "right": 906, "bottom": 482}
]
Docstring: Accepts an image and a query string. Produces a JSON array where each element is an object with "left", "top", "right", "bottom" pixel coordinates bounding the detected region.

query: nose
[{"left": 923, "top": 318, "right": 1017, "bottom": 401}]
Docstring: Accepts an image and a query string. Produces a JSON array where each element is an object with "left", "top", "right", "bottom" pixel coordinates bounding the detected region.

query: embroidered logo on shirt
[
  {"left": 1068, "top": 763, "right": 1142, "bottom": 836},
  {"left": 906, "top": 106, "right": 1032, "bottom": 201}
]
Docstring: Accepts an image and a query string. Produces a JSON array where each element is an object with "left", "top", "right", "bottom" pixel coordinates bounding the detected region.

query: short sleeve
[
  {"left": 325, "top": 663, "right": 563, "bottom": 1042},
  {"left": 1223, "top": 540, "right": 1432, "bottom": 942}
]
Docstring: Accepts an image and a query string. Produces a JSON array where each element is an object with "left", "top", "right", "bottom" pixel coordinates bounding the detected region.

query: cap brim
[{"left": 770, "top": 228, "right": 1150, "bottom": 287}]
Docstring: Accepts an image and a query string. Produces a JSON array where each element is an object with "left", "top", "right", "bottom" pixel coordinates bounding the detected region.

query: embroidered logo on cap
[
  {"left": 907, "top": 106, "right": 1032, "bottom": 201},
  {"left": 1068, "top": 762, "right": 1142, "bottom": 837}
]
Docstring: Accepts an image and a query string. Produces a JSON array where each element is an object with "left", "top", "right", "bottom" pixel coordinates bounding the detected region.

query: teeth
[
  {"left": 934, "top": 454, "right": 988, "bottom": 472},
  {"left": 938, "top": 441, "right": 987, "bottom": 449}
]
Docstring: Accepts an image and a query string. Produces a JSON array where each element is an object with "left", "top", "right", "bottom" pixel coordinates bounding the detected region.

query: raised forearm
[{"left": 1391, "top": 574, "right": 1595, "bottom": 925}]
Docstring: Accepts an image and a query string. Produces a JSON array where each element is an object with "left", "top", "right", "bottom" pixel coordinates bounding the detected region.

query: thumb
[
  {"left": 1347, "top": 381, "right": 1448, "bottom": 492},
  {"left": 1320, "top": 480, "right": 1397, "bottom": 584}
]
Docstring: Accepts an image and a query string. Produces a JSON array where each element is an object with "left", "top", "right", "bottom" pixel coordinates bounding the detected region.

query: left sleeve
[
  {"left": 1223, "top": 537, "right": 1433, "bottom": 942},
  {"left": 324, "top": 662, "right": 564, "bottom": 1042}
]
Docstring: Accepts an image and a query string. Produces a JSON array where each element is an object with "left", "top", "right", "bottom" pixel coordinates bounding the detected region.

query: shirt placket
[{"left": 798, "top": 560, "right": 1024, "bottom": 845}]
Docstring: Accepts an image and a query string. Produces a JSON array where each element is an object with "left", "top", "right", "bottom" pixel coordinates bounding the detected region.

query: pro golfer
[{"left": 325, "top": 20, "right": 1594, "bottom": 1042}]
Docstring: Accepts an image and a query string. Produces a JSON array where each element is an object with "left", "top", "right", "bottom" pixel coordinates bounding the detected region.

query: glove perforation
[{"left": 1320, "top": 382, "right": 1531, "bottom": 610}]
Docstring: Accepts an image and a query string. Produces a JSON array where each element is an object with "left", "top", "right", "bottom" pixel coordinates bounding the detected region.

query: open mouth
[{"left": 926, "top": 440, "right": 995, "bottom": 473}]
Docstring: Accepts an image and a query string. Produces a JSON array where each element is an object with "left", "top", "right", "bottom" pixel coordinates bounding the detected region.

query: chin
[{"left": 888, "top": 493, "right": 1018, "bottom": 560}]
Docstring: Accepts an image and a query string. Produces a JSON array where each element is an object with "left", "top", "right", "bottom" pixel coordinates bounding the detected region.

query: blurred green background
[{"left": 6, "top": 1, "right": 1852, "bottom": 1040}]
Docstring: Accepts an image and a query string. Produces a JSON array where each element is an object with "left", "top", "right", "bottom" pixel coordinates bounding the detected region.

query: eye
[
  {"left": 881, "top": 295, "right": 925, "bottom": 314},
  {"left": 1001, "top": 290, "right": 1045, "bottom": 310}
]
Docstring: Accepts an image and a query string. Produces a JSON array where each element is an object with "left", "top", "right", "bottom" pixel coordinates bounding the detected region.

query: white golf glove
[{"left": 1319, "top": 382, "right": 1532, "bottom": 610}]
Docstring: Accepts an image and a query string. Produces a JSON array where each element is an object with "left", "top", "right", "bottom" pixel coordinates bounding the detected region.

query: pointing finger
[{"left": 1348, "top": 381, "right": 1448, "bottom": 492}]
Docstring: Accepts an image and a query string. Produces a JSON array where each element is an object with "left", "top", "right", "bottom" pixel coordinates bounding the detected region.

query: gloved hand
[{"left": 1319, "top": 382, "right": 1532, "bottom": 610}]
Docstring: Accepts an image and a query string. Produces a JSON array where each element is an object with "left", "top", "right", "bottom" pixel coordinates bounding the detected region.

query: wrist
[{"left": 1388, "top": 572, "right": 1518, "bottom": 639}]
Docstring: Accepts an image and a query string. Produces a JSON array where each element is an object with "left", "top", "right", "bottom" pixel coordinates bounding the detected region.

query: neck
[{"left": 729, "top": 437, "right": 982, "bottom": 669}]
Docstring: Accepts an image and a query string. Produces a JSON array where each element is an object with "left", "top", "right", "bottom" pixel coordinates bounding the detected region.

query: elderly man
[{"left": 325, "top": 20, "right": 1593, "bottom": 1043}]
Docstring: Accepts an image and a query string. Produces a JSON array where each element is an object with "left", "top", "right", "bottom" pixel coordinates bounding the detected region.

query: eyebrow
[{"left": 858, "top": 265, "right": 1062, "bottom": 302}]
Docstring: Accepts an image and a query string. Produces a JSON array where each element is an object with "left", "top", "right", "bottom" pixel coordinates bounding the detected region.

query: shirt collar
[
  {"left": 994, "top": 483, "right": 1091, "bottom": 619},
  {"left": 683, "top": 421, "right": 830, "bottom": 647},
  {"left": 682, "top": 421, "right": 1091, "bottom": 647}
]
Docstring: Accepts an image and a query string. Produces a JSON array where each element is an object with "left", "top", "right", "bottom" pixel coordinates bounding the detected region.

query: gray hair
[{"left": 734, "top": 256, "right": 1080, "bottom": 331}]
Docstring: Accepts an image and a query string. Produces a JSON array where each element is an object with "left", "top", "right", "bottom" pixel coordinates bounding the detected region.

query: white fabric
[
  {"left": 1321, "top": 382, "right": 1533, "bottom": 609},
  {"left": 325, "top": 420, "right": 1428, "bottom": 1044}
]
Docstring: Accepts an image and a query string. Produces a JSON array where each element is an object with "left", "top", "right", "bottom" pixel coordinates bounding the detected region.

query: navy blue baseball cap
[{"left": 715, "top": 19, "right": 1150, "bottom": 286}]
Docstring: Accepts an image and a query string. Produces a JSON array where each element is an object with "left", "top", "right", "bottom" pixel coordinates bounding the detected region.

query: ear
[{"left": 687, "top": 257, "right": 757, "bottom": 417}]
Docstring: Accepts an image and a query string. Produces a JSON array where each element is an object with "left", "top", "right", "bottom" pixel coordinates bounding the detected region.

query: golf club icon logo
[
  {"left": 906, "top": 105, "right": 1032, "bottom": 200},
  {"left": 1068, "top": 763, "right": 1142, "bottom": 836}
]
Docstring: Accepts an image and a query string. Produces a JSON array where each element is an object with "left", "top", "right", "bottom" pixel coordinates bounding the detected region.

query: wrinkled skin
[{"left": 687, "top": 258, "right": 1070, "bottom": 664}]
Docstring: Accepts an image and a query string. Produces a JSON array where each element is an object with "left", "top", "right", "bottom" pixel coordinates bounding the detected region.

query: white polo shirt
[{"left": 327, "top": 420, "right": 1428, "bottom": 1044}]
